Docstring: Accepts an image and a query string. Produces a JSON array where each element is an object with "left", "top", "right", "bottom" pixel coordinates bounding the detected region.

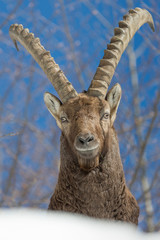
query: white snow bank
[{"left": 0, "top": 209, "right": 159, "bottom": 240}]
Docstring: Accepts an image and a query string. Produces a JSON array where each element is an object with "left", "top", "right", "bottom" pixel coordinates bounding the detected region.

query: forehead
[{"left": 61, "top": 93, "right": 110, "bottom": 116}]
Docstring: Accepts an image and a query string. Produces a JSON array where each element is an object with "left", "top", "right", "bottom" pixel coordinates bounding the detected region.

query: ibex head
[
  {"left": 10, "top": 8, "right": 154, "bottom": 171},
  {"left": 44, "top": 85, "right": 121, "bottom": 170}
]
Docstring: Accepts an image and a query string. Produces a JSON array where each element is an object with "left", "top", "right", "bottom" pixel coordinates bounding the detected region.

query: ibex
[{"left": 9, "top": 8, "right": 154, "bottom": 225}]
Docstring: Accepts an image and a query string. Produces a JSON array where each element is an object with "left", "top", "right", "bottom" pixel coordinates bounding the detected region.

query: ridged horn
[
  {"left": 87, "top": 8, "right": 155, "bottom": 98},
  {"left": 9, "top": 24, "right": 78, "bottom": 103}
]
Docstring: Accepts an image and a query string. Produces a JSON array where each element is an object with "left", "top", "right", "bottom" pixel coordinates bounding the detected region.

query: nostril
[
  {"left": 78, "top": 134, "right": 94, "bottom": 144},
  {"left": 87, "top": 136, "right": 94, "bottom": 142},
  {"left": 79, "top": 137, "right": 85, "bottom": 144}
]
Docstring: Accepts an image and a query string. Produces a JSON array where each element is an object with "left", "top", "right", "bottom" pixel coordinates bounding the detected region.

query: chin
[{"left": 77, "top": 154, "right": 99, "bottom": 172}]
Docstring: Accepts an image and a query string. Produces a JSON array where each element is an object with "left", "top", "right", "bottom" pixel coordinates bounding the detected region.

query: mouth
[
  {"left": 75, "top": 146, "right": 99, "bottom": 157},
  {"left": 75, "top": 146, "right": 100, "bottom": 171}
]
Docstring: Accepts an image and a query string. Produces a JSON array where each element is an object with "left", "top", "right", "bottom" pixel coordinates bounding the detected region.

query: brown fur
[{"left": 48, "top": 94, "right": 139, "bottom": 225}]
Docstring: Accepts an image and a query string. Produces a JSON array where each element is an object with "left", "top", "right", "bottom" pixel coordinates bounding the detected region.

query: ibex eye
[
  {"left": 103, "top": 113, "right": 109, "bottom": 119},
  {"left": 60, "top": 117, "right": 67, "bottom": 123}
]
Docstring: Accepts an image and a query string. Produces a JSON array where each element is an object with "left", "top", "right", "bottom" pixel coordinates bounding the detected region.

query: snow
[{"left": 0, "top": 209, "right": 159, "bottom": 240}]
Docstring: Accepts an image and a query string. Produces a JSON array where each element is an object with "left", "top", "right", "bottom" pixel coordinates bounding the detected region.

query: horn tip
[
  {"left": 13, "top": 40, "right": 19, "bottom": 51},
  {"left": 149, "top": 21, "right": 155, "bottom": 32}
]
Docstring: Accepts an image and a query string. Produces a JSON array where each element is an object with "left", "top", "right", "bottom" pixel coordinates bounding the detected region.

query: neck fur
[{"left": 58, "top": 128, "right": 125, "bottom": 191}]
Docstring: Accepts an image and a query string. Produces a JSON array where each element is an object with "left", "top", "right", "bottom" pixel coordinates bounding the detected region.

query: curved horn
[
  {"left": 87, "top": 8, "right": 155, "bottom": 98},
  {"left": 9, "top": 24, "right": 78, "bottom": 103}
]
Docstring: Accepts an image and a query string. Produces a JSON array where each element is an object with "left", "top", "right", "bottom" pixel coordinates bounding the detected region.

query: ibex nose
[
  {"left": 74, "top": 132, "right": 99, "bottom": 159},
  {"left": 78, "top": 133, "right": 94, "bottom": 145}
]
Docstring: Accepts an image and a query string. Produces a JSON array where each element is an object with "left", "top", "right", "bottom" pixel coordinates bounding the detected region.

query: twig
[
  {"left": 0, "top": 0, "right": 23, "bottom": 29},
  {"left": 0, "top": 131, "right": 21, "bottom": 138}
]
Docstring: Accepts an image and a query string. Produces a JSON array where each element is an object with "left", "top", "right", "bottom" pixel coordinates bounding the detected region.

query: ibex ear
[
  {"left": 44, "top": 92, "right": 62, "bottom": 129},
  {"left": 106, "top": 83, "right": 122, "bottom": 126}
]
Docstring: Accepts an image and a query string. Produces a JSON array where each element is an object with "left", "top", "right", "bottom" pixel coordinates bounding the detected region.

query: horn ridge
[
  {"left": 87, "top": 8, "right": 155, "bottom": 98},
  {"left": 9, "top": 24, "right": 78, "bottom": 103}
]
